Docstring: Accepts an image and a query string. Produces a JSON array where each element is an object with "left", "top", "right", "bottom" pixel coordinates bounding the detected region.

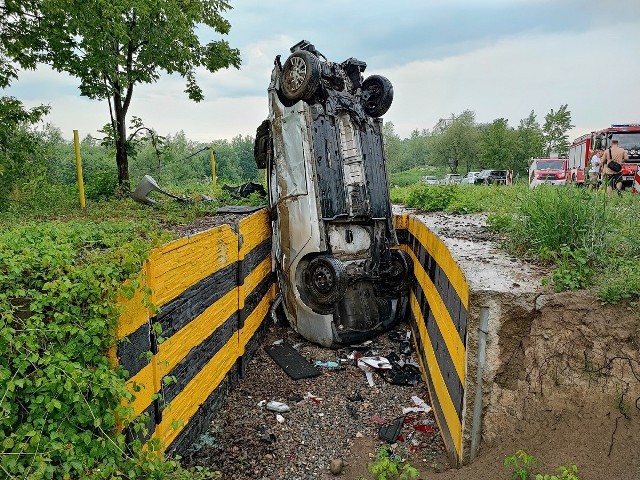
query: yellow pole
[
  {"left": 210, "top": 144, "right": 216, "bottom": 192},
  {"left": 73, "top": 130, "right": 86, "bottom": 208}
]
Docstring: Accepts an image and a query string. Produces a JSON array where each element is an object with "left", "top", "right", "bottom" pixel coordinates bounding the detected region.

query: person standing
[
  {"left": 588, "top": 149, "right": 602, "bottom": 188},
  {"left": 600, "top": 139, "right": 628, "bottom": 195}
]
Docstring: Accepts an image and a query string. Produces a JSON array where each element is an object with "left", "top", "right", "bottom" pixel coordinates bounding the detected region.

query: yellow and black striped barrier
[
  {"left": 114, "top": 210, "right": 469, "bottom": 464},
  {"left": 394, "top": 214, "right": 468, "bottom": 467},
  {"left": 114, "top": 209, "right": 275, "bottom": 454}
]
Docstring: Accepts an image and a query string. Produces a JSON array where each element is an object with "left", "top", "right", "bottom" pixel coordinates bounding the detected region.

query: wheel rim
[
  {"left": 311, "top": 265, "right": 334, "bottom": 293},
  {"left": 284, "top": 56, "right": 307, "bottom": 93},
  {"left": 388, "top": 259, "right": 403, "bottom": 279},
  {"left": 362, "top": 81, "right": 382, "bottom": 108}
]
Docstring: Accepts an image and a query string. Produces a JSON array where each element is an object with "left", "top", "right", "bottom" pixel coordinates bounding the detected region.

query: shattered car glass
[{"left": 254, "top": 40, "right": 412, "bottom": 348}]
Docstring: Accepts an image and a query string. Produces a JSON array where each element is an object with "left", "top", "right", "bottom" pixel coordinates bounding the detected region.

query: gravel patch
[{"left": 182, "top": 320, "right": 447, "bottom": 479}]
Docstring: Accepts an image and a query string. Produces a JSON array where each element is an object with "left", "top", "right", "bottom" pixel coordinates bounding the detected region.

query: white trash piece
[
  {"left": 402, "top": 395, "right": 432, "bottom": 414},
  {"left": 266, "top": 401, "right": 290, "bottom": 413},
  {"left": 359, "top": 356, "right": 392, "bottom": 370},
  {"left": 276, "top": 414, "right": 285, "bottom": 423}
]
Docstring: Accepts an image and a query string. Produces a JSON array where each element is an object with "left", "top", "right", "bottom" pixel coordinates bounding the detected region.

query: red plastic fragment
[{"left": 414, "top": 424, "right": 434, "bottom": 433}]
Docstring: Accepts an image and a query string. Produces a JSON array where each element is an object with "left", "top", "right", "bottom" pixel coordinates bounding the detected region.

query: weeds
[
  {"left": 614, "top": 386, "right": 631, "bottom": 419},
  {"left": 535, "top": 464, "right": 580, "bottom": 480},
  {"left": 504, "top": 449, "right": 537, "bottom": 480},
  {"left": 368, "top": 445, "right": 419, "bottom": 480},
  {"left": 392, "top": 183, "right": 639, "bottom": 303},
  {"left": 504, "top": 450, "right": 581, "bottom": 480}
]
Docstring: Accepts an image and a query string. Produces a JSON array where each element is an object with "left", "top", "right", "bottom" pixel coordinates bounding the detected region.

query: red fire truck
[{"left": 568, "top": 124, "right": 640, "bottom": 188}]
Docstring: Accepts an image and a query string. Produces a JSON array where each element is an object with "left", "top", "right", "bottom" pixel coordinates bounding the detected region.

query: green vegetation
[
  {"left": 383, "top": 105, "right": 568, "bottom": 178},
  {"left": 504, "top": 450, "right": 580, "bottom": 480},
  {"left": 389, "top": 166, "right": 441, "bottom": 187},
  {"left": 367, "top": 445, "right": 419, "bottom": 480},
  {"left": 1, "top": 0, "right": 241, "bottom": 187},
  {"left": 392, "top": 184, "right": 640, "bottom": 303},
  {"left": 0, "top": 220, "right": 224, "bottom": 478},
  {"left": 0, "top": 100, "right": 263, "bottom": 478}
]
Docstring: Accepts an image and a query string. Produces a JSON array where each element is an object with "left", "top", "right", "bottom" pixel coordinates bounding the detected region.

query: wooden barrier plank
[
  {"left": 410, "top": 292, "right": 462, "bottom": 458},
  {"left": 147, "top": 225, "right": 238, "bottom": 308}
]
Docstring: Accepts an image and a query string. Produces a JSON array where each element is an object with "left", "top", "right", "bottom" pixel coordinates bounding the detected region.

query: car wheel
[
  {"left": 361, "top": 75, "right": 394, "bottom": 117},
  {"left": 253, "top": 119, "right": 271, "bottom": 169},
  {"left": 303, "top": 256, "right": 347, "bottom": 305},
  {"left": 485, "top": 176, "right": 495, "bottom": 185},
  {"left": 280, "top": 50, "right": 321, "bottom": 102},
  {"left": 386, "top": 250, "right": 413, "bottom": 292}
]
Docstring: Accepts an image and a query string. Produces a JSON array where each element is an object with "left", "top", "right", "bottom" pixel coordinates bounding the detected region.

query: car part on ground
[
  {"left": 254, "top": 40, "right": 410, "bottom": 348},
  {"left": 130, "top": 175, "right": 192, "bottom": 205},
  {"left": 221, "top": 182, "right": 267, "bottom": 198}
]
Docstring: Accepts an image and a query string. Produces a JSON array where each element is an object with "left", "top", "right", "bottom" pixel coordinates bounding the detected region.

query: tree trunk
[{"left": 113, "top": 93, "right": 129, "bottom": 189}]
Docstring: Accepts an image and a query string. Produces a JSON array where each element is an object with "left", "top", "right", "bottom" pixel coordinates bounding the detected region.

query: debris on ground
[{"left": 183, "top": 324, "right": 448, "bottom": 479}]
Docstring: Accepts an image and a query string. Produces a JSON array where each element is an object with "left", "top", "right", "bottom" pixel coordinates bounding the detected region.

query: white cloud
[
  {"left": 4, "top": 11, "right": 638, "bottom": 145},
  {"left": 381, "top": 21, "right": 640, "bottom": 137}
]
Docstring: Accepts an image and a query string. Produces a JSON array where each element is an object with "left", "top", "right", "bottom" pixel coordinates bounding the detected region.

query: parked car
[
  {"left": 474, "top": 169, "right": 508, "bottom": 185},
  {"left": 422, "top": 175, "right": 439, "bottom": 185},
  {"left": 254, "top": 40, "right": 412, "bottom": 348},
  {"left": 441, "top": 173, "right": 463, "bottom": 184},
  {"left": 461, "top": 171, "right": 480, "bottom": 184}
]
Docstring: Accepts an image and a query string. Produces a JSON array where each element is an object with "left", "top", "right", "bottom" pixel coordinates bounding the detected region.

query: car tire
[
  {"left": 303, "top": 256, "right": 347, "bottom": 305},
  {"left": 280, "top": 50, "right": 321, "bottom": 102},
  {"left": 386, "top": 250, "right": 413, "bottom": 292},
  {"left": 361, "top": 75, "right": 394, "bottom": 117},
  {"left": 485, "top": 176, "right": 495, "bottom": 185},
  {"left": 254, "top": 119, "right": 271, "bottom": 169}
]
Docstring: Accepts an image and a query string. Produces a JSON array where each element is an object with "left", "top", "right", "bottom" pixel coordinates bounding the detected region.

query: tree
[
  {"left": 542, "top": 104, "right": 574, "bottom": 158},
  {"left": 1, "top": 0, "right": 241, "bottom": 188},
  {"left": 402, "top": 129, "right": 430, "bottom": 170},
  {"left": 479, "top": 118, "right": 519, "bottom": 170},
  {"left": 516, "top": 110, "right": 544, "bottom": 169},
  {"left": 430, "top": 110, "right": 480, "bottom": 173},
  {"left": 231, "top": 134, "right": 259, "bottom": 181},
  {"left": 382, "top": 121, "right": 403, "bottom": 173},
  {"left": 0, "top": 96, "right": 50, "bottom": 207}
]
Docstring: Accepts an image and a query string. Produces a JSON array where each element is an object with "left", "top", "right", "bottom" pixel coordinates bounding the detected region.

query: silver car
[{"left": 254, "top": 40, "right": 412, "bottom": 348}]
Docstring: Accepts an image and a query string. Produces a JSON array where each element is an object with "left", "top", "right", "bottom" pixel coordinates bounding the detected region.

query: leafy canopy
[
  {"left": 1, "top": 0, "right": 241, "bottom": 102},
  {"left": 542, "top": 104, "right": 574, "bottom": 157}
]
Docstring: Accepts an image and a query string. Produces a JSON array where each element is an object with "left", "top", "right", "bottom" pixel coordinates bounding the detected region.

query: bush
[
  {"left": 0, "top": 220, "right": 215, "bottom": 478},
  {"left": 85, "top": 170, "right": 119, "bottom": 201}
]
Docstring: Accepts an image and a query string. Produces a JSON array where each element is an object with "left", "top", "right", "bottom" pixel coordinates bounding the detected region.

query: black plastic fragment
[
  {"left": 378, "top": 416, "right": 405, "bottom": 443},
  {"left": 264, "top": 342, "right": 320, "bottom": 380}
]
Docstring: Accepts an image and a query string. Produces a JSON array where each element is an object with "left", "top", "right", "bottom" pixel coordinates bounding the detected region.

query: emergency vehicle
[
  {"left": 567, "top": 124, "right": 640, "bottom": 188},
  {"left": 528, "top": 158, "right": 568, "bottom": 188}
]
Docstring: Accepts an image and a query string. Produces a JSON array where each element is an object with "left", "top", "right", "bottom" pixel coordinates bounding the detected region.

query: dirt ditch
[{"left": 178, "top": 210, "right": 640, "bottom": 479}]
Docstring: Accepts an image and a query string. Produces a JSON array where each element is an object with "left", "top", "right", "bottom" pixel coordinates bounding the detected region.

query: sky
[{"left": 3, "top": 0, "right": 640, "bottom": 144}]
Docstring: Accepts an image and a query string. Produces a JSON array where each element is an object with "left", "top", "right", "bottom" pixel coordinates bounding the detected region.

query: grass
[
  {"left": 389, "top": 166, "right": 445, "bottom": 187},
  {"left": 391, "top": 182, "right": 640, "bottom": 303},
  {"left": 0, "top": 180, "right": 266, "bottom": 232}
]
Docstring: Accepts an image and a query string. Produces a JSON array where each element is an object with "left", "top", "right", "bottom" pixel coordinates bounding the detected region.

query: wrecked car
[{"left": 254, "top": 40, "right": 412, "bottom": 348}]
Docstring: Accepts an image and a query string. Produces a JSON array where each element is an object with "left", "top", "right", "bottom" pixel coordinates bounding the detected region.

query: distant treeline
[
  {"left": 0, "top": 95, "right": 572, "bottom": 211},
  {"left": 384, "top": 106, "right": 572, "bottom": 176}
]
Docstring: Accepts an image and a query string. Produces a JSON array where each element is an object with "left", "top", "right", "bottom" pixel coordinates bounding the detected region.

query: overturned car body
[{"left": 255, "top": 40, "right": 412, "bottom": 348}]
